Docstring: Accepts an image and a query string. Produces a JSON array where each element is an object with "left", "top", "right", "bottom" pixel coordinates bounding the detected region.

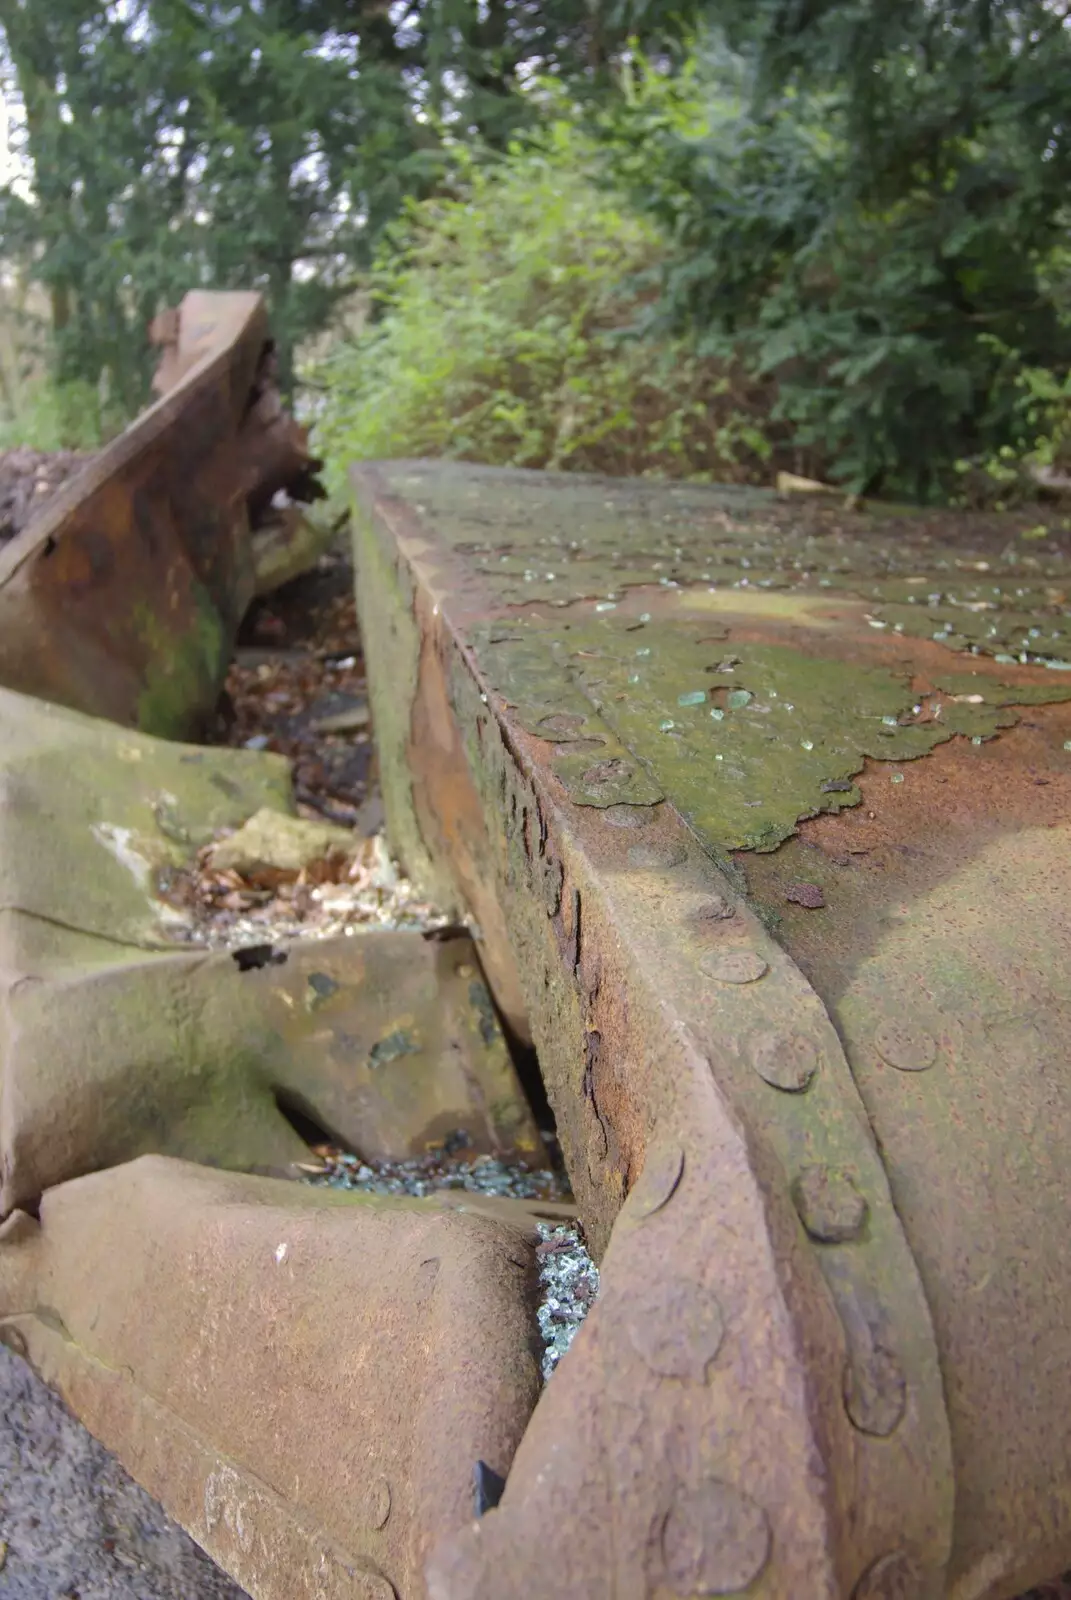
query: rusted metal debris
[
  {"left": 0, "top": 682, "right": 541, "bottom": 1216},
  {"left": 0, "top": 292, "right": 323, "bottom": 739},
  {"left": 0, "top": 1156, "right": 543, "bottom": 1600},
  {"left": 3, "top": 418, "right": 1070, "bottom": 1600},
  {"left": 350, "top": 459, "right": 1071, "bottom": 1600}
]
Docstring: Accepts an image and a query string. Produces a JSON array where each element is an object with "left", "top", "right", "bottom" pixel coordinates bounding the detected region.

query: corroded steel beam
[
  {"left": 0, "top": 291, "right": 318, "bottom": 738},
  {"left": 0, "top": 1157, "right": 542, "bottom": 1600},
  {"left": 350, "top": 460, "right": 1071, "bottom": 1599}
]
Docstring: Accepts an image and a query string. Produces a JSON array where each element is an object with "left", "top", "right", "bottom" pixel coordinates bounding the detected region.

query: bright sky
[{"left": 0, "top": 89, "right": 31, "bottom": 200}]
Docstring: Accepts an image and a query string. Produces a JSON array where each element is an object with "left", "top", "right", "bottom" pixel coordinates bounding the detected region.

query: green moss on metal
[
  {"left": 378, "top": 460, "right": 1071, "bottom": 671},
  {"left": 349, "top": 486, "right": 460, "bottom": 910},
  {"left": 133, "top": 582, "right": 226, "bottom": 738},
  {"left": 474, "top": 612, "right": 1071, "bottom": 852}
]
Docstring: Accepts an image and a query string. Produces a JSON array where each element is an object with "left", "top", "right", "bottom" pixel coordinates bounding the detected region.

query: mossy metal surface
[
  {"left": 475, "top": 613, "right": 1071, "bottom": 851},
  {"left": 133, "top": 583, "right": 227, "bottom": 740},
  {"left": 350, "top": 457, "right": 1071, "bottom": 1600},
  {"left": 373, "top": 460, "right": 1071, "bottom": 856},
  {"left": 375, "top": 458, "right": 1071, "bottom": 667}
]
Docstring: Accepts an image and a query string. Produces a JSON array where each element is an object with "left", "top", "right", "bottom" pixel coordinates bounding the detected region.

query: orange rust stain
[{"left": 407, "top": 593, "right": 530, "bottom": 1041}]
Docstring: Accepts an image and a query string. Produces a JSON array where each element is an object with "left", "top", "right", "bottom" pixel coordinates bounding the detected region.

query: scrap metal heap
[{"left": 0, "top": 291, "right": 1068, "bottom": 1599}]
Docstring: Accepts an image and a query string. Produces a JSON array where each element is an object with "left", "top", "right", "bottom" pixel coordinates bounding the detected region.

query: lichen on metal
[{"left": 471, "top": 613, "right": 1070, "bottom": 850}]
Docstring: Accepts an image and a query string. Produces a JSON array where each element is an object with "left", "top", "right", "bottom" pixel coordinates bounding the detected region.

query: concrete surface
[{"left": 0, "top": 1343, "right": 248, "bottom": 1600}]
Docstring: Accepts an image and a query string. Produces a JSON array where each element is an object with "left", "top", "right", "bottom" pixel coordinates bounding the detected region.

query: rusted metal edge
[
  {"left": 350, "top": 461, "right": 956, "bottom": 1599},
  {"left": 0, "top": 292, "right": 266, "bottom": 586},
  {"left": 0, "top": 291, "right": 315, "bottom": 737}
]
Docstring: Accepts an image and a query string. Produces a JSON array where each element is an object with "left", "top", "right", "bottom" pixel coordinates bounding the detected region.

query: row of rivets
[{"left": 617, "top": 824, "right": 917, "bottom": 1592}]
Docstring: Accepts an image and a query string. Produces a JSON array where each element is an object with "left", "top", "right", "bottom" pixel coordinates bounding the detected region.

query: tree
[
  {"left": 607, "top": 5, "right": 1071, "bottom": 496},
  {"left": 0, "top": 0, "right": 701, "bottom": 413}
]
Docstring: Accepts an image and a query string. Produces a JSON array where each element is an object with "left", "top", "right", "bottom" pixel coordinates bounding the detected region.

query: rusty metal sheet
[
  {"left": 350, "top": 459, "right": 1071, "bottom": 1599},
  {"left": 0, "top": 291, "right": 317, "bottom": 738},
  {"left": 0, "top": 1155, "right": 542, "bottom": 1600}
]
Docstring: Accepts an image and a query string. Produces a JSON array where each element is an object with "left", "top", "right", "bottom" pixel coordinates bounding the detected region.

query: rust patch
[{"left": 406, "top": 592, "right": 528, "bottom": 1039}]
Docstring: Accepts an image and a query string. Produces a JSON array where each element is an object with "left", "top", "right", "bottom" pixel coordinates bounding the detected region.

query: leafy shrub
[
  {"left": 604, "top": 30, "right": 1071, "bottom": 501},
  {"left": 310, "top": 118, "right": 778, "bottom": 493},
  {"left": 0, "top": 377, "right": 116, "bottom": 452}
]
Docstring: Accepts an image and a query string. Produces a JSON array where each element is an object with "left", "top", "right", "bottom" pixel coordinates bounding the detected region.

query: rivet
[
  {"left": 537, "top": 712, "right": 585, "bottom": 736},
  {"left": 630, "top": 1143, "right": 685, "bottom": 1218},
  {"left": 696, "top": 893, "right": 735, "bottom": 921},
  {"left": 874, "top": 1019, "right": 938, "bottom": 1073},
  {"left": 700, "top": 950, "right": 768, "bottom": 984},
  {"left": 793, "top": 1166, "right": 868, "bottom": 1242},
  {"left": 661, "top": 1478, "right": 771, "bottom": 1594},
  {"left": 552, "top": 738, "right": 605, "bottom": 756},
  {"left": 628, "top": 1279, "right": 725, "bottom": 1381},
  {"left": 628, "top": 842, "right": 687, "bottom": 869},
  {"left": 844, "top": 1344, "right": 907, "bottom": 1437},
  {"left": 852, "top": 1550, "right": 924, "bottom": 1599},
  {"left": 602, "top": 804, "right": 650, "bottom": 829},
  {"left": 748, "top": 1030, "right": 819, "bottom": 1091},
  {"left": 364, "top": 1476, "right": 392, "bottom": 1531}
]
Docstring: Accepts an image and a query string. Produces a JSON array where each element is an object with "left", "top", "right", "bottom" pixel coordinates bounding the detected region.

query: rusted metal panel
[
  {"left": 0, "top": 1156, "right": 542, "bottom": 1600},
  {"left": 0, "top": 292, "right": 317, "bottom": 738},
  {"left": 351, "top": 459, "right": 1071, "bottom": 1599}
]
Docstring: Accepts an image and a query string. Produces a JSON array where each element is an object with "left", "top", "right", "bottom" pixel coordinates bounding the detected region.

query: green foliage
[
  {"left": 0, "top": 0, "right": 700, "bottom": 410},
  {"left": 605, "top": 15, "right": 1071, "bottom": 498},
  {"left": 0, "top": 377, "right": 113, "bottom": 452},
  {"left": 3, "top": 0, "right": 1069, "bottom": 504},
  {"left": 311, "top": 119, "right": 776, "bottom": 490}
]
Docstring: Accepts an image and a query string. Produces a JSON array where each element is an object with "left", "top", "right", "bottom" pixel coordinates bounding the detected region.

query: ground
[{"left": 0, "top": 1345, "right": 248, "bottom": 1600}]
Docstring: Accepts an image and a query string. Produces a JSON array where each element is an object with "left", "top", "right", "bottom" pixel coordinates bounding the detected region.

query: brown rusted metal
[
  {"left": 350, "top": 459, "right": 1071, "bottom": 1599},
  {"left": 0, "top": 682, "right": 541, "bottom": 1214},
  {"left": 0, "top": 1155, "right": 542, "bottom": 1600},
  {"left": 0, "top": 291, "right": 320, "bottom": 738}
]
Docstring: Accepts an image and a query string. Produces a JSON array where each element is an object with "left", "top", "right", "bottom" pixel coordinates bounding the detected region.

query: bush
[
  {"left": 0, "top": 376, "right": 117, "bottom": 453},
  {"left": 309, "top": 118, "right": 778, "bottom": 494},
  {"left": 604, "top": 31, "right": 1071, "bottom": 502}
]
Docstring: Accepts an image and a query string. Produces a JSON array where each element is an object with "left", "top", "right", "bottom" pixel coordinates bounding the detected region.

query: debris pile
[
  {"left": 309, "top": 1146, "right": 569, "bottom": 1203},
  {"left": 224, "top": 564, "right": 379, "bottom": 829},
  {"left": 535, "top": 1224, "right": 600, "bottom": 1381},
  {"left": 155, "top": 549, "right": 448, "bottom": 946},
  {"left": 0, "top": 445, "right": 90, "bottom": 543}
]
